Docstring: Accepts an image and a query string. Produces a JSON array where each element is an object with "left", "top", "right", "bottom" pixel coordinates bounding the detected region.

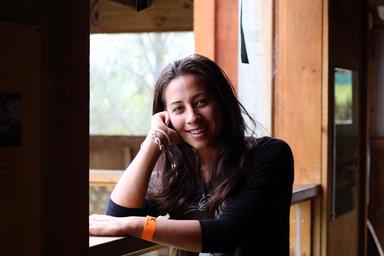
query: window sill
[
  {"left": 90, "top": 235, "right": 164, "bottom": 256},
  {"left": 89, "top": 184, "right": 321, "bottom": 255}
]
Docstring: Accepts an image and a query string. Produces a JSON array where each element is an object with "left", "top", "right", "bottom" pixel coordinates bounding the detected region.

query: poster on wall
[
  {"left": 332, "top": 68, "right": 359, "bottom": 218},
  {"left": 0, "top": 93, "right": 21, "bottom": 147}
]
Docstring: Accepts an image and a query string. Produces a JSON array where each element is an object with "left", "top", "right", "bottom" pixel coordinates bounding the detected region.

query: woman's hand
[
  {"left": 151, "top": 111, "right": 181, "bottom": 145},
  {"left": 89, "top": 214, "right": 143, "bottom": 237}
]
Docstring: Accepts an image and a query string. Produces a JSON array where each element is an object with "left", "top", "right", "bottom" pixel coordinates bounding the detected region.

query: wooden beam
[
  {"left": 194, "top": 0, "right": 215, "bottom": 60},
  {"left": 91, "top": 0, "right": 193, "bottom": 33},
  {"left": 194, "top": 0, "right": 238, "bottom": 90},
  {"left": 273, "top": 0, "right": 323, "bottom": 185}
]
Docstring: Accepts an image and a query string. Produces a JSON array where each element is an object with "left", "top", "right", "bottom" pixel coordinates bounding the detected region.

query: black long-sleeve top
[{"left": 106, "top": 137, "right": 294, "bottom": 256}]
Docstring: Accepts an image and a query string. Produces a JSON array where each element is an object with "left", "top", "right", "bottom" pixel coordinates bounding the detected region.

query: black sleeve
[
  {"left": 199, "top": 138, "right": 294, "bottom": 253},
  {"left": 106, "top": 198, "right": 160, "bottom": 217}
]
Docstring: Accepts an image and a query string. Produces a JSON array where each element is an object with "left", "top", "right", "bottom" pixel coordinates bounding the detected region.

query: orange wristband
[{"left": 141, "top": 216, "right": 157, "bottom": 241}]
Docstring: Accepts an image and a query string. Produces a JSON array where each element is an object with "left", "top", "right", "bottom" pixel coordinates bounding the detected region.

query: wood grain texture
[
  {"left": 194, "top": 0, "right": 215, "bottom": 60},
  {"left": 273, "top": 0, "right": 323, "bottom": 185},
  {"left": 91, "top": 0, "right": 193, "bottom": 33},
  {"left": 90, "top": 135, "right": 144, "bottom": 170},
  {"left": 327, "top": 0, "right": 365, "bottom": 255},
  {"left": 329, "top": 209, "right": 359, "bottom": 256},
  {"left": 194, "top": 0, "right": 238, "bottom": 90},
  {"left": 320, "top": 1, "right": 329, "bottom": 255},
  {"left": 215, "top": 0, "right": 238, "bottom": 90}
]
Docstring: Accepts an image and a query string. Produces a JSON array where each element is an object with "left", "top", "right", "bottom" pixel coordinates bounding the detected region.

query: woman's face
[{"left": 164, "top": 74, "right": 223, "bottom": 152}]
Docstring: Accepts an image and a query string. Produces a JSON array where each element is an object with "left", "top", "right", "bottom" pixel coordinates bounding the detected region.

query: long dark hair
[{"left": 149, "top": 54, "right": 256, "bottom": 218}]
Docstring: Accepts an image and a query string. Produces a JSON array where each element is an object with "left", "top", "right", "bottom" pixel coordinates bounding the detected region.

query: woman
[{"left": 89, "top": 54, "right": 294, "bottom": 256}]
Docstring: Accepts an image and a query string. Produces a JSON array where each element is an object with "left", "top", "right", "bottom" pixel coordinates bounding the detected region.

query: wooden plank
[
  {"left": 90, "top": 135, "right": 144, "bottom": 170},
  {"left": 91, "top": 0, "right": 193, "bottom": 33},
  {"left": 89, "top": 235, "right": 163, "bottom": 256},
  {"left": 300, "top": 200, "right": 312, "bottom": 256},
  {"left": 329, "top": 209, "right": 359, "bottom": 256},
  {"left": 290, "top": 200, "right": 313, "bottom": 255},
  {"left": 289, "top": 204, "right": 298, "bottom": 255},
  {"left": 194, "top": 0, "right": 238, "bottom": 90},
  {"left": 89, "top": 169, "right": 124, "bottom": 186},
  {"left": 194, "top": 0, "right": 215, "bottom": 60},
  {"left": 215, "top": 0, "right": 238, "bottom": 90},
  {"left": 292, "top": 184, "right": 322, "bottom": 204},
  {"left": 320, "top": 0, "right": 329, "bottom": 255},
  {"left": 273, "top": 1, "right": 325, "bottom": 254},
  {"left": 273, "top": 0, "right": 323, "bottom": 185},
  {"left": 327, "top": 0, "right": 365, "bottom": 255}
]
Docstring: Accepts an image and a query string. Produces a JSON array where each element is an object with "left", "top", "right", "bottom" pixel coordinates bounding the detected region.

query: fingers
[
  {"left": 164, "top": 111, "right": 170, "bottom": 127},
  {"left": 151, "top": 111, "right": 182, "bottom": 145},
  {"left": 151, "top": 111, "right": 167, "bottom": 128}
]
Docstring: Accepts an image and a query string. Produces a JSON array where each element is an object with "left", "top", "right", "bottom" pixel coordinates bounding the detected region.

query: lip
[{"left": 186, "top": 126, "right": 207, "bottom": 136}]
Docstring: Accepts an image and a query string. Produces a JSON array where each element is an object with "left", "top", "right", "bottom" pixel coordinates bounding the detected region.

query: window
[
  {"left": 90, "top": 32, "right": 194, "bottom": 136},
  {"left": 89, "top": 32, "right": 194, "bottom": 215}
]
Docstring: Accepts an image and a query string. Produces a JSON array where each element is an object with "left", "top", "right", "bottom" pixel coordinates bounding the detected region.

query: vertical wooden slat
[
  {"left": 300, "top": 200, "right": 312, "bottom": 255},
  {"left": 321, "top": 0, "right": 329, "bottom": 255},
  {"left": 273, "top": 0, "right": 323, "bottom": 184},
  {"left": 215, "top": 0, "right": 238, "bottom": 90},
  {"left": 290, "top": 201, "right": 313, "bottom": 256},
  {"left": 274, "top": 0, "right": 325, "bottom": 255},
  {"left": 194, "top": 0, "right": 238, "bottom": 90},
  {"left": 290, "top": 204, "right": 298, "bottom": 255},
  {"left": 194, "top": 0, "right": 215, "bottom": 60}
]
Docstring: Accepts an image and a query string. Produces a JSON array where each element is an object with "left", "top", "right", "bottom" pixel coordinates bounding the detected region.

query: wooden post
[{"left": 194, "top": 0, "right": 238, "bottom": 90}]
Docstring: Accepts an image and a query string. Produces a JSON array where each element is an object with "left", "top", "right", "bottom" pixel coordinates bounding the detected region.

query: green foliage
[{"left": 90, "top": 32, "right": 194, "bottom": 135}]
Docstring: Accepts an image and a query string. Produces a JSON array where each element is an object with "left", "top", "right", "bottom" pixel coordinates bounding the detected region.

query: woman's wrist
[
  {"left": 125, "top": 216, "right": 147, "bottom": 238},
  {"left": 141, "top": 128, "right": 170, "bottom": 153},
  {"left": 140, "top": 133, "right": 161, "bottom": 153}
]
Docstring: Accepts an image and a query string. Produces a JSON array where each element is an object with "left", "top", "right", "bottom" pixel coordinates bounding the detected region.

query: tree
[{"left": 90, "top": 32, "right": 194, "bottom": 135}]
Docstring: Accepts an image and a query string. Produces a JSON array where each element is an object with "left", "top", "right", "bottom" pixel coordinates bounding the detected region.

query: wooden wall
[
  {"left": 328, "top": 0, "right": 367, "bottom": 255},
  {"left": 0, "top": 22, "right": 42, "bottom": 256},
  {"left": 273, "top": 0, "right": 326, "bottom": 255},
  {"left": 0, "top": 1, "right": 89, "bottom": 255},
  {"left": 90, "top": 136, "right": 143, "bottom": 170},
  {"left": 91, "top": 0, "right": 193, "bottom": 33},
  {"left": 368, "top": 6, "right": 384, "bottom": 249},
  {"left": 274, "top": 0, "right": 324, "bottom": 185}
]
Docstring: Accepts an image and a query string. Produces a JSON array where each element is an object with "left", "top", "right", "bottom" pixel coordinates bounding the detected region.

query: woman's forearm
[
  {"left": 129, "top": 217, "right": 202, "bottom": 252},
  {"left": 89, "top": 215, "right": 203, "bottom": 252},
  {"left": 153, "top": 218, "right": 202, "bottom": 252},
  {"left": 110, "top": 134, "right": 161, "bottom": 208}
]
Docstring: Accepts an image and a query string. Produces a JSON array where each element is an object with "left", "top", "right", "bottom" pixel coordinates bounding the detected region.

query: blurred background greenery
[{"left": 90, "top": 32, "right": 194, "bottom": 135}]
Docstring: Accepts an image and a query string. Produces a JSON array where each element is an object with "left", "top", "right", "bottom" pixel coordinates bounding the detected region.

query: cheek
[{"left": 169, "top": 115, "right": 184, "bottom": 131}]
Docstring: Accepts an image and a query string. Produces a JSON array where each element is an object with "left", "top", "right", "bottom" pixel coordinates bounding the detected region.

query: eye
[
  {"left": 172, "top": 105, "right": 184, "bottom": 113},
  {"left": 195, "top": 98, "right": 208, "bottom": 107}
]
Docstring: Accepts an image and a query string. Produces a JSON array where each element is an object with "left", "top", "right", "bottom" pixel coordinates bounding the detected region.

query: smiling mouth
[{"left": 188, "top": 127, "right": 207, "bottom": 135}]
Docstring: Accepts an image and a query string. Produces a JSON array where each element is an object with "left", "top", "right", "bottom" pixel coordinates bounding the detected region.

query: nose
[{"left": 186, "top": 106, "right": 201, "bottom": 124}]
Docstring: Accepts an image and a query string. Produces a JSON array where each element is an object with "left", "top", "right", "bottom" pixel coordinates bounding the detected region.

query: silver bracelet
[
  {"left": 150, "top": 129, "right": 169, "bottom": 152},
  {"left": 153, "top": 128, "right": 170, "bottom": 145}
]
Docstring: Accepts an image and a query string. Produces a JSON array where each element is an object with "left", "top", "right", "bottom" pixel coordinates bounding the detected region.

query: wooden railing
[
  {"left": 290, "top": 184, "right": 321, "bottom": 255},
  {"left": 89, "top": 176, "right": 321, "bottom": 256}
]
